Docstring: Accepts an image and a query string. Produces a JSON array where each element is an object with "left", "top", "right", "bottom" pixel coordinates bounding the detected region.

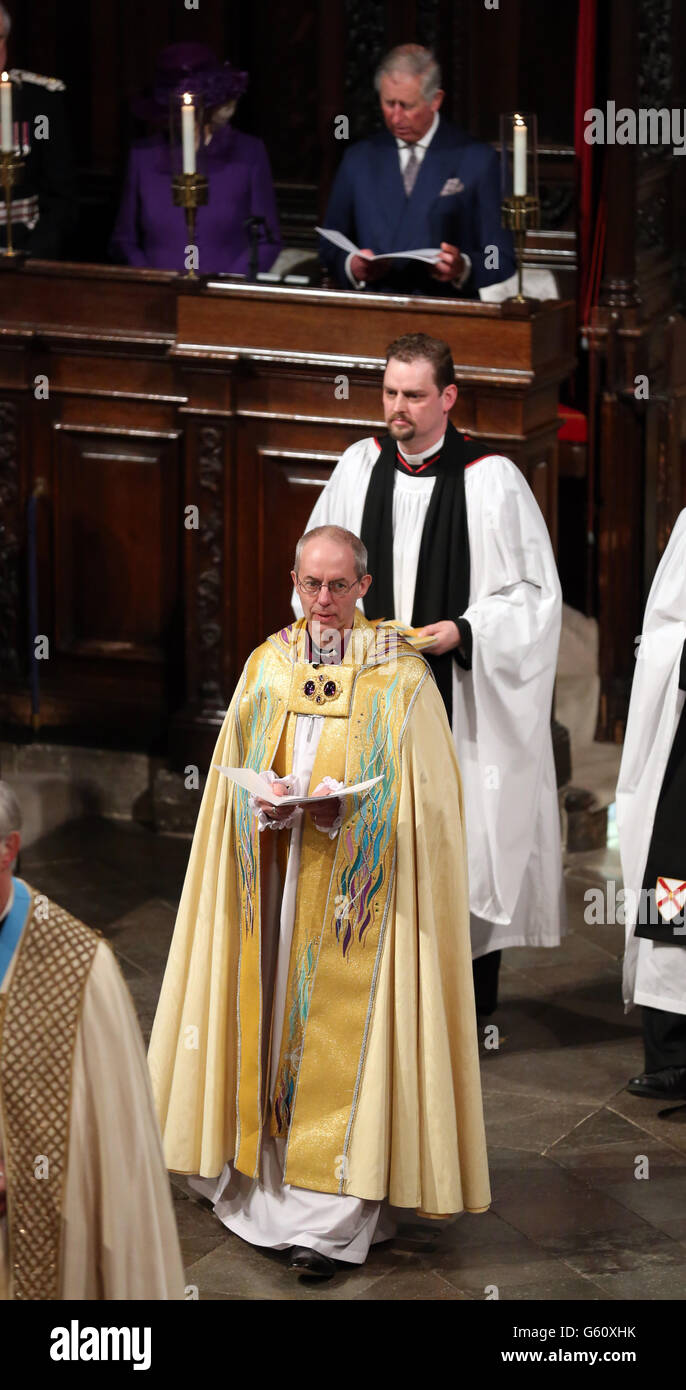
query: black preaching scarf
[{"left": 361, "top": 420, "right": 487, "bottom": 720}]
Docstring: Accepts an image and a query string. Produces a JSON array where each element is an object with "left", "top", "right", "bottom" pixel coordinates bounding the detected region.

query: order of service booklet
[
  {"left": 316, "top": 226, "right": 441, "bottom": 266},
  {"left": 214, "top": 765, "right": 383, "bottom": 808}
]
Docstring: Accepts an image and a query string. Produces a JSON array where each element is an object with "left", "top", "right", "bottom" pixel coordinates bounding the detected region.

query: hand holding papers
[
  {"left": 316, "top": 226, "right": 442, "bottom": 267},
  {"left": 214, "top": 764, "right": 382, "bottom": 808},
  {"left": 370, "top": 618, "right": 438, "bottom": 651}
]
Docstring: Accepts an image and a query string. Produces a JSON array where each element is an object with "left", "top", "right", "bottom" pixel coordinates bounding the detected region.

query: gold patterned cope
[
  {"left": 233, "top": 613, "right": 428, "bottom": 1193},
  {"left": 0, "top": 887, "right": 99, "bottom": 1300}
]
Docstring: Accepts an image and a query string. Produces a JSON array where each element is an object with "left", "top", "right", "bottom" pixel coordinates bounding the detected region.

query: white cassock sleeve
[
  {"left": 458, "top": 455, "right": 563, "bottom": 926},
  {"left": 60, "top": 941, "right": 186, "bottom": 1299},
  {"left": 292, "top": 438, "right": 379, "bottom": 617},
  {"left": 617, "top": 509, "right": 686, "bottom": 1008}
]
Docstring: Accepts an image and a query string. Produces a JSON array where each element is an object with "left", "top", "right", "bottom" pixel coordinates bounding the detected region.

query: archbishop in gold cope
[{"left": 148, "top": 526, "right": 490, "bottom": 1263}]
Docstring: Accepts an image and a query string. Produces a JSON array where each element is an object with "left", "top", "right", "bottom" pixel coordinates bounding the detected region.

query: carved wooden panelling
[
  {"left": 0, "top": 400, "right": 21, "bottom": 682},
  {"left": 258, "top": 449, "right": 335, "bottom": 639},
  {"left": 53, "top": 427, "right": 181, "bottom": 664},
  {"left": 195, "top": 421, "right": 228, "bottom": 704}
]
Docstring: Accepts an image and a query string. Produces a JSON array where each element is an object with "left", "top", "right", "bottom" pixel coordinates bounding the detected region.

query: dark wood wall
[{"left": 585, "top": 0, "right": 686, "bottom": 738}]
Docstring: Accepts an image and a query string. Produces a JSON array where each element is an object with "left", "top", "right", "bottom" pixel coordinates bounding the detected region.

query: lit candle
[
  {"left": 513, "top": 114, "right": 527, "bottom": 197},
  {"left": 181, "top": 93, "right": 196, "bottom": 175},
  {"left": 1, "top": 72, "right": 13, "bottom": 154}
]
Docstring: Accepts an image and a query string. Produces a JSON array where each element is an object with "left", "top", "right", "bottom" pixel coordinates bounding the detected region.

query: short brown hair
[{"left": 385, "top": 333, "right": 455, "bottom": 393}]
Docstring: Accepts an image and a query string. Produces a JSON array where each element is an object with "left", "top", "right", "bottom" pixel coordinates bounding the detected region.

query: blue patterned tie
[{"left": 403, "top": 148, "right": 420, "bottom": 197}]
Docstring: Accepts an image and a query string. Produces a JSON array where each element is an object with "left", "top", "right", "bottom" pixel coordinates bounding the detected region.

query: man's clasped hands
[{"left": 255, "top": 782, "right": 341, "bottom": 831}]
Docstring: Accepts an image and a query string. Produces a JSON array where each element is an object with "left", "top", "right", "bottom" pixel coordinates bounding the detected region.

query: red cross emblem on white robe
[{"left": 656, "top": 877, "right": 686, "bottom": 922}]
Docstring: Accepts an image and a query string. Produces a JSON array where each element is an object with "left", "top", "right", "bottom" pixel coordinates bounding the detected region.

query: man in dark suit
[{"left": 319, "top": 44, "right": 515, "bottom": 298}]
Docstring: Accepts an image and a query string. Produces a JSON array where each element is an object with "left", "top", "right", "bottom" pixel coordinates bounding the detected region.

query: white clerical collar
[
  {"left": 307, "top": 631, "right": 345, "bottom": 665},
  {"left": 395, "top": 109, "right": 440, "bottom": 155},
  {"left": 397, "top": 431, "right": 445, "bottom": 468},
  {"left": 0, "top": 879, "right": 15, "bottom": 925}
]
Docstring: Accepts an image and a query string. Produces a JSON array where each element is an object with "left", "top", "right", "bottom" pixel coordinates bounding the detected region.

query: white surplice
[
  {"left": 295, "top": 434, "right": 565, "bottom": 956},
  {"left": 618, "top": 508, "right": 686, "bottom": 1015},
  {"left": 189, "top": 710, "right": 396, "bottom": 1263}
]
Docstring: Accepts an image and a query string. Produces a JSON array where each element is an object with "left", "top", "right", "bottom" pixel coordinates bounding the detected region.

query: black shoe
[
  {"left": 626, "top": 1066, "right": 686, "bottom": 1099},
  {"left": 473, "top": 951, "right": 501, "bottom": 1017},
  {"left": 287, "top": 1246, "right": 337, "bottom": 1279}
]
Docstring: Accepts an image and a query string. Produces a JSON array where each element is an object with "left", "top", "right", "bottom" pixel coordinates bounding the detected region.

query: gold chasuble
[{"left": 149, "top": 614, "right": 491, "bottom": 1217}]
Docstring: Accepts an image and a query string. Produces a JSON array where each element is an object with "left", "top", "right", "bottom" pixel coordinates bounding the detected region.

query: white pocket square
[{"left": 439, "top": 177, "right": 464, "bottom": 196}]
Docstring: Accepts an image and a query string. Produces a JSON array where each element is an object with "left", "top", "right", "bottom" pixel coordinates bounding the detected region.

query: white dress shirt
[
  {"left": 396, "top": 108, "right": 440, "bottom": 173},
  {"left": 393, "top": 432, "right": 445, "bottom": 623}
]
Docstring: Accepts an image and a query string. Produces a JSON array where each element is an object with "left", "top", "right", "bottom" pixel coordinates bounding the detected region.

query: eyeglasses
[{"left": 296, "top": 576, "right": 362, "bottom": 597}]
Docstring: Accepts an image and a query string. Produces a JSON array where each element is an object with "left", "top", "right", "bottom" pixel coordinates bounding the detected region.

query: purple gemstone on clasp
[
  {"left": 323, "top": 680, "right": 337, "bottom": 697},
  {"left": 304, "top": 679, "right": 316, "bottom": 696}
]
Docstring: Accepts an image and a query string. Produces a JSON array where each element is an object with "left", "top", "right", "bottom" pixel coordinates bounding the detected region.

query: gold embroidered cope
[
  {"left": 148, "top": 612, "right": 492, "bottom": 1217},
  {"left": 233, "top": 615, "right": 427, "bottom": 1191}
]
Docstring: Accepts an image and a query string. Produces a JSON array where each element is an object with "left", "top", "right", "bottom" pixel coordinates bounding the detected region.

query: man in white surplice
[
  {"left": 618, "top": 510, "right": 686, "bottom": 1100},
  {"left": 296, "top": 332, "right": 565, "bottom": 1012}
]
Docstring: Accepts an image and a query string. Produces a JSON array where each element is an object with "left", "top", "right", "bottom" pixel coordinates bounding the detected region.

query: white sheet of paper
[
  {"left": 316, "top": 226, "right": 441, "bottom": 266},
  {"left": 214, "top": 765, "right": 383, "bottom": 807}
]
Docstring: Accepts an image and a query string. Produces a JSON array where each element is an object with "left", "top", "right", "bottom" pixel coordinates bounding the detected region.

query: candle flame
[
  {"left": 182, "top": 92, "right": 193, "bottom": 106},
  {"left": 514, "top": 113, "right": 524, "bottom": 125},
  {"left": 1, "top": 72, "right": 8, "bottom": 83}
]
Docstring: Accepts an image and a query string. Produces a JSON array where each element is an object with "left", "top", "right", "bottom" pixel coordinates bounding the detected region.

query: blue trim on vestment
[{"left": 0, "top": 878, "right": 31, "bottom": 987}]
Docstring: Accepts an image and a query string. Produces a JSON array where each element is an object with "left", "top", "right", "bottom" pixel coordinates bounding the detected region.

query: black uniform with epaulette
[{"left": 2, "top": 68, "right": 77, "bottom": 257}]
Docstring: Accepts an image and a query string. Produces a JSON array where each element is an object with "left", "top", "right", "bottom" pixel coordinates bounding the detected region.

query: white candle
[
  {"left": 181, "top": 93, "right": 196, "bottom": 175},
  {"left": 0, "top": 72, "right": 13, "bottom": 154},
  {"left": 513, "top": 115, "right": 527, "bottom": 197}
]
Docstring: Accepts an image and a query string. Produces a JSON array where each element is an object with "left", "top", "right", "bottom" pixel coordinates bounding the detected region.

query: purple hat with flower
[{"left": 133, "top": 42, "right": 248, "bottom": 120}]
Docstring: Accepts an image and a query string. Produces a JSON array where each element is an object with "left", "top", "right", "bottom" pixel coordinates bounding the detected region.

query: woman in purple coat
[{"left": 111, "top": 43, "right": 281, "bottom": 276}]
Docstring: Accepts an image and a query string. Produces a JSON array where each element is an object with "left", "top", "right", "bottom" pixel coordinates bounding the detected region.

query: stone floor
[{"left": 19, "top": 814, "right": 686, "bottom": 1302}]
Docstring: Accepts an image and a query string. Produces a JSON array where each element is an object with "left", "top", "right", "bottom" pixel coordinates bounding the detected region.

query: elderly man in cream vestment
[
  {"left": 149, "top": 526, "right": 490, "bottom": 1280},
  {"left": 0, "top": 782, "right": 185, "bottom": 1300}
]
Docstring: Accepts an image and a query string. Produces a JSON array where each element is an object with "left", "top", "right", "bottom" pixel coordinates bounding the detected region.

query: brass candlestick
[
  {"left": 172, "top": 172, "right": 209, "bottom": 279},
  {"left": 0, "top": 150, "right": 25, "bottom": 256},
  {"left": 501, "top": 194, "right": 540, "bottom": 301}
]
